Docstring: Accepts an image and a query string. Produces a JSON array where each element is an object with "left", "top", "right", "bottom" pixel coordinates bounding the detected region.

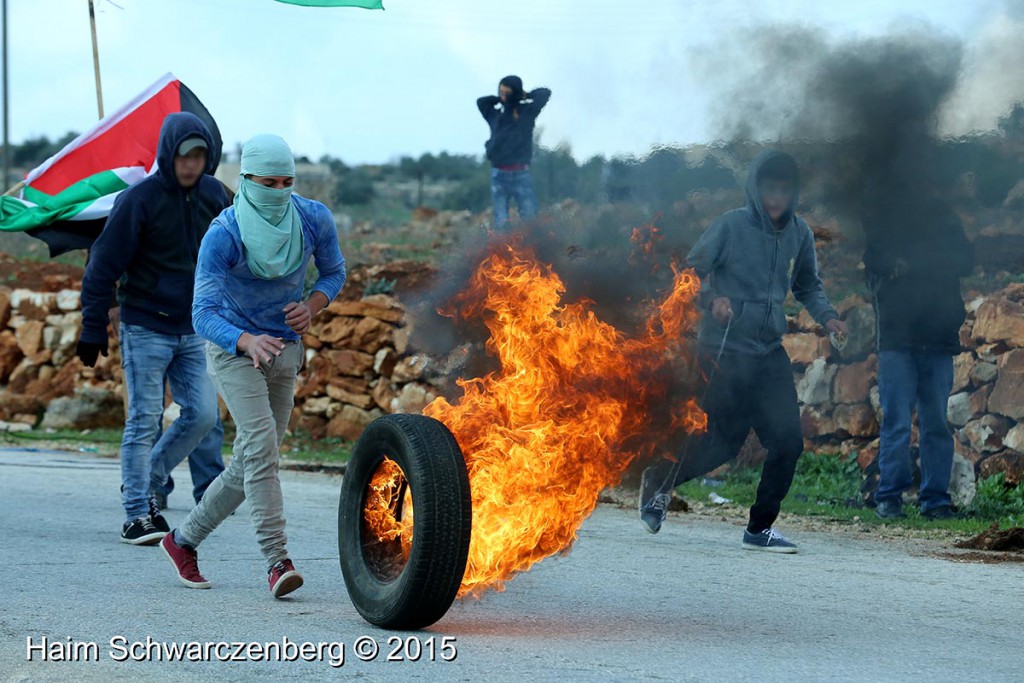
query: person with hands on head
[
  {"left": 477, "top": 75, "right": 551, "bottom": 230},
  {"left": 639, "top": 150, "right": 847, "bottom": 553},
  {"left": 77, "top": 112, "right": 228, "bottom": 546},
  {"left": 161, "top": 134, "right": 345, "bottom": 599}
]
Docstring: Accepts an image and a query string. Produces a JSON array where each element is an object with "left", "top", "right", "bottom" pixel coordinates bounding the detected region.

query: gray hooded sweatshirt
[{"left": 687, "top": 150, "right": 838, "bottom": 355}]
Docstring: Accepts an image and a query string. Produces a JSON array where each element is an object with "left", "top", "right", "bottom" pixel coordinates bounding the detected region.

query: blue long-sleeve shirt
[{"left": 193, "top": 195, "right": 346, "bottom": 354}]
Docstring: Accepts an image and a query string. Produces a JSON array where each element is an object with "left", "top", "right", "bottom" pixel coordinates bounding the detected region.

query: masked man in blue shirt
[{"left": 161, "top": 135, "right": 345, "bottom": 598}]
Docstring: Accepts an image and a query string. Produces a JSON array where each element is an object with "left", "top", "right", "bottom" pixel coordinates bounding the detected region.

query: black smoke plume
[{"left": 697, "top": 24, "right": 967, "bottom": 227}]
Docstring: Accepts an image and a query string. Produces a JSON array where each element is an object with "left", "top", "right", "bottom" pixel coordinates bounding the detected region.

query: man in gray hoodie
[{"left": 639, "top": 150, "right": 846, "bottom": 552}]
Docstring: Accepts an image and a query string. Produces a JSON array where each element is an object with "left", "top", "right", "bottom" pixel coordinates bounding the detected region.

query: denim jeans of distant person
[
  {"left": 875, "top": 350, "right": 955, "bottom": 512},
  {"left": 119, "top": 323, "right": 221, "bottom": 521},
  {"left": 490, "top": 168, "right": 538, "bottom": 230}
]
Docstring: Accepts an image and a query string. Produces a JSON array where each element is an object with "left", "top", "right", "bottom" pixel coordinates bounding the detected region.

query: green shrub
[
  {"left": 970, "top": 474, "right": 1024, "bottom": 521},
  {"left": 364, "top": 277, "right": 397, "bottom": 296},
  {"left": 790, "top": 453, "right": 863, "bottom": 505}
]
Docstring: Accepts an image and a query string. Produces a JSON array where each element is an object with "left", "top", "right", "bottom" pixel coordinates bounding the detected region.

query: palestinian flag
[
  {"left": 0, "top": 73, "right": 222, "bottom": 257},
  {"left": 274, "top": 0, "right": 384, "bottom": 8}
]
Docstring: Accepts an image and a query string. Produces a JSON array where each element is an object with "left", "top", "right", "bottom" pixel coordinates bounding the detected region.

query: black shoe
[
  {"left": 155, "top": 475, "right": 174, "bottom": 510},
  {"left": 149, "top": 497, "right": 170, "bottom": 533},
  {"left": 121, "top": 516, "right": 166, "bottom": 546},
  {"left": 921, "top": 505, "right": 958, "bottom": 520},
  {"left": 639, "top": 467, "right": 671, "bottom": 534},
  {"left": 876, "top": 499, "right": 906, "bottom": 519}
]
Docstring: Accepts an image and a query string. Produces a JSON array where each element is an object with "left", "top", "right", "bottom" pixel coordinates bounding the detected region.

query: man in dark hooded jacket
[
  {"left": 639, "top": 150, "right": 847, "bottom": 553},
  {"left": 865, "top": 193, "right": 973, "bottom": 520},
  {"left": 477, "top": 75, "right": 551, "bottom": 229},
  {"left": 77, "top": 112, "right": 228, "bottom": 545}
]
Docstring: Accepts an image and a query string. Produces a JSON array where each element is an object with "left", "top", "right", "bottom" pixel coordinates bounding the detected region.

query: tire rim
[{"left": 360, "top": 455, "right": 414, "bottom": 584}]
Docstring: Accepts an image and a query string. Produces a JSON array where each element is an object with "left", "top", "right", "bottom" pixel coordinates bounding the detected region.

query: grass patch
[
  {"left": 679, "top": 452, "right": 1023, "bottom": 534},
  {"left": 972, "top": 473, "right": 1024, "bottom": 520},
  {"left": 2, "top": 427, "right": 353, "bottom": 464},
  {"left": 281, "top": 434, "right": 352, "bottom": 464},
  {"left": 2, "top": 427, "right": 124, "bottom": 445}
]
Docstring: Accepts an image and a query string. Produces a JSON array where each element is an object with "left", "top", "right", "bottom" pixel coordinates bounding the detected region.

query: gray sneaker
[
  {"left": 875, "top": 499, "right": 906, "bottom": 519},
  {"left": 639, "top": 467, "right": 671, "bottom": 534},
  {"left": 742, "top": 528, "right": 798, "bottom": 553}
]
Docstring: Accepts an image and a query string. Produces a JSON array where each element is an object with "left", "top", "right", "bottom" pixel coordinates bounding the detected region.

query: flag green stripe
[
  {"left": 274, "top": 0, "right": 383, "bottom": 8},
  {"left": 0, "top": 170, "right": 129, "bottom": 233}
]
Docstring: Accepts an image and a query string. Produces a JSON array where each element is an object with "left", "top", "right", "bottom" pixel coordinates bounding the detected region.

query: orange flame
[
  {"left": 423, "top": 243, "right": 706, "bottom": 597},
  {"left": 362, "top": 457, "right": 414, "bottom": 561},
  {"left": 629, "top": 213, "right": 664, "bottom": 263}
]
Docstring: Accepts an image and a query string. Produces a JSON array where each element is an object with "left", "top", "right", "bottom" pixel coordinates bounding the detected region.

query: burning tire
[{"left": 338, "top": 414, "right": 472, "bottom": 630}]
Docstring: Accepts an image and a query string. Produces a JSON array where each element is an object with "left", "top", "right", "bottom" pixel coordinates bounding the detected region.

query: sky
[{"left": 3, "top": 0, "right": 1017, "bottom": 164}]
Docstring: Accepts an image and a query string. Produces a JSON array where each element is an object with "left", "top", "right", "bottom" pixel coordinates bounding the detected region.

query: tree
[
  {"left": 531, "top": 140, "right": 582, "bottom": 206},
  {"left": 335, "top": 167, "right": 376, "bottom": 206}
]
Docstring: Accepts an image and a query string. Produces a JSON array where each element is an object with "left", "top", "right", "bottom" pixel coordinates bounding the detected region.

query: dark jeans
[
  {"left": 876, "top": 350, "right": 954, "bottom": 512},
  {"left": 671, "top": 345, "right": 805, "bottom": 533},
  {"left": 490, "top": 168, "right": 538, "bottom": 229}
]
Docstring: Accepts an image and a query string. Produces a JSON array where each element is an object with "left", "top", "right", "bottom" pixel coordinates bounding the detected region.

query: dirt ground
[
  {"left": 600, "top": 486, "right": 1024, "bottom": 566},
  {"left": 0, "top": 252, "right": 84, "bottom": 290}
]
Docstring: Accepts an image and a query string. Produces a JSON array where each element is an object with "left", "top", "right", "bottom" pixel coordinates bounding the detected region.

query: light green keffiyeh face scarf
[{"left": 235, "top": 134, "right": 304, "bottom": 279}]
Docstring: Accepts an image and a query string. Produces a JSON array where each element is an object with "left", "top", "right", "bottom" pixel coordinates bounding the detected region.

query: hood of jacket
[
  {"left": 745, "top": 149, "right": 800, "bottom": 234},
  {"left": 154, "top": 112, "right": 220, "bottom": 187}
]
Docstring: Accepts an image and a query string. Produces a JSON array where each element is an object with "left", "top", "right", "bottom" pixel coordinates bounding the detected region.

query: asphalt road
[{"left": 1, "top": 447, "right": 1021, "bottom": 682}]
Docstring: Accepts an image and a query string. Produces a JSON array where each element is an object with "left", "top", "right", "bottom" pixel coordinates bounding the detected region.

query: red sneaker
[
  {"left": 268, "top": 559, "right": 304, "bottom": 598},
  {"left": 161, "top": 532, "right": 211, "bottom": 589}
]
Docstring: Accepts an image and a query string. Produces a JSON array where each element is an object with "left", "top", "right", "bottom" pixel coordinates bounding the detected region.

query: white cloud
[
  {"left": 940, "top": 11, "right": 1024, "bottom": 136},
  {"left": 4, "top": 0, "right": 1008, "bottom": 164}
]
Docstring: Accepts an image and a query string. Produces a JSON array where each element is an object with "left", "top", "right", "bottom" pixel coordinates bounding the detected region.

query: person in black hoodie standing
[
  {"left": 865, "top": 190, "right": 974, "bottom": 520},
  {"left": 477, "top": 75, "right": 551, "bottom": 229},
  {"left": 77, "top": 112, "right": 228, "bottom": 545}
]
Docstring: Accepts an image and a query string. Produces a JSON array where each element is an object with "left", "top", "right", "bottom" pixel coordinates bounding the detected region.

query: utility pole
[
  {"left": 88, "top": 0, "right": 104, "bottom": 119},
  {"left": 2, "top": 0, "right": 10, "bottom": 190}
]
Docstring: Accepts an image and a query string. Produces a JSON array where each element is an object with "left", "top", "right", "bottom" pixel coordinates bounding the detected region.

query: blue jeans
[
  {"left": 876, "top": 350, "right": 955, "bottom": 512},
  {"left": 119, "top": 324, "right": 221, "bottom": 521},
  {"left": 490, "top": 168, "right": 538, "bottom": 229},
  {"left": 151, "top": 415, "right": 225, "bottom": 505}
]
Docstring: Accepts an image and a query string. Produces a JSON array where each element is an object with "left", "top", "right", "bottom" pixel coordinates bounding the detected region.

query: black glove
[{"left": 76, "top": 340, "right": 108, "bottom": 367}]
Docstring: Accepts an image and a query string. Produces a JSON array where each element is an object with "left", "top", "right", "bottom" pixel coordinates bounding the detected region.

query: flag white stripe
[
  {"left": 15, "top": 166, "right": 147, "bottom": 220},
  {"left": 24, "top": 73, "right": 177, "bottom": 186}
]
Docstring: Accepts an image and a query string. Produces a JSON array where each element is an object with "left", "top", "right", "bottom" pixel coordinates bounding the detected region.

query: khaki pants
[{"left": 179, "top": 341, "right": 302, "bottom": 568}]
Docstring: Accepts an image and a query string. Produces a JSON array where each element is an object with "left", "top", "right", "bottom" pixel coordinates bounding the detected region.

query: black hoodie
[
  {"left": 863, "top": 196, "right": 973, "bottom": 354},
  {"left": 477, "top": 80, "right": 551, "bottom": 167},
  {"left": 80, "top": 112, "right": 229, "bottom": 343}
]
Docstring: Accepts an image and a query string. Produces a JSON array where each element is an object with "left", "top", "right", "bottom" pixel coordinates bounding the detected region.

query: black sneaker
[
  {"left": 922, "top": 505, "right": 958, "bottom": 520},
  {"left": 149, "top": 497, "right": 170, "bottom": 533},
  {"left": 121, "top": 516, "right": 166, "bottom": 546},
  {"left": 742, "top": 528, "right": 798, "bottom": 553},
  {"left": 875, "top": 499, "right": 906, "bottom": 519},
  {"left": 639, "top": 467, "right": 671, "bottom": 534}
]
